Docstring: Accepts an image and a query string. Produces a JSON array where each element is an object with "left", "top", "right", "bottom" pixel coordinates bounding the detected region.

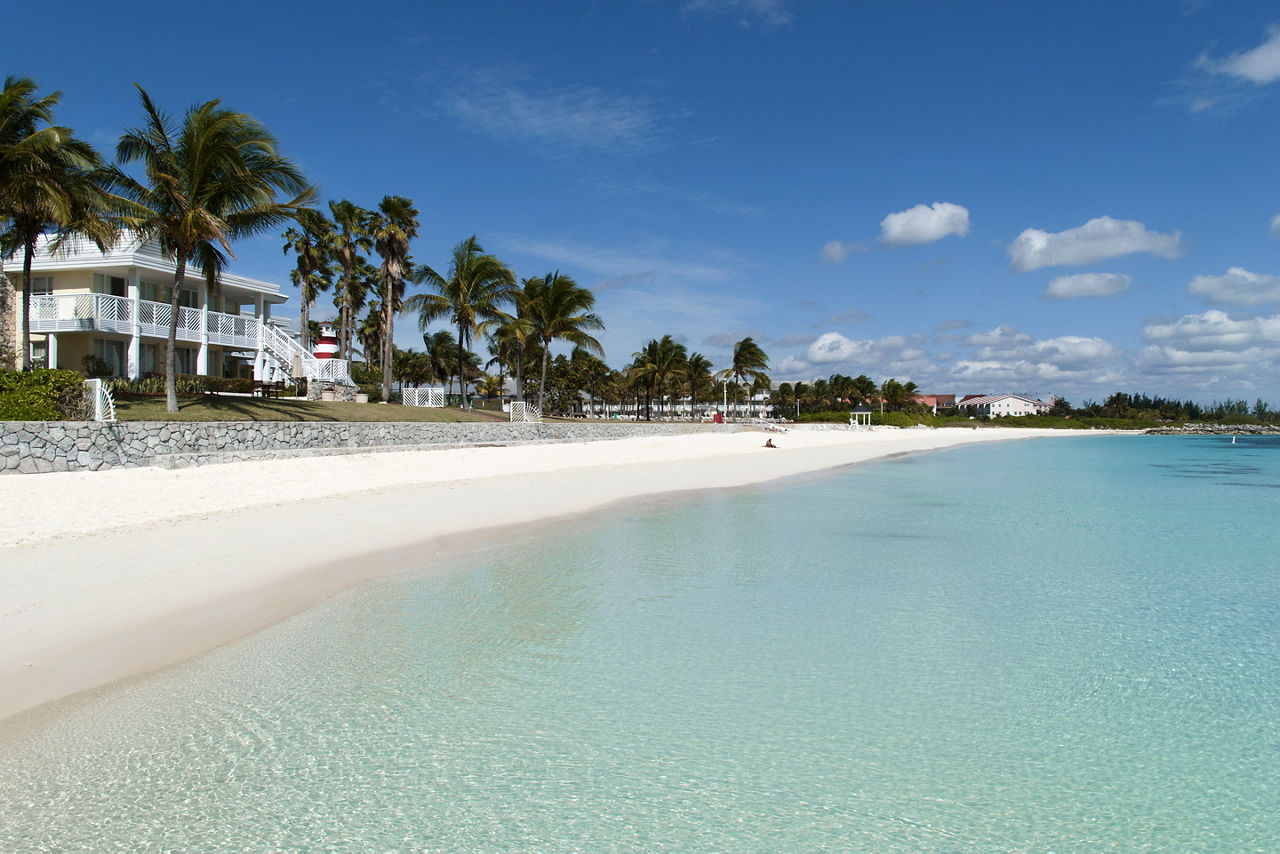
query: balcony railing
[
  {"left": 31, "top": 294, "right": 258, "bottom": 348},
  {"left": 29, "top": 293, "right": 134, "bottom": 335},
  {"left": 28, "top": 292, "right": 354, "bottom": 385}
]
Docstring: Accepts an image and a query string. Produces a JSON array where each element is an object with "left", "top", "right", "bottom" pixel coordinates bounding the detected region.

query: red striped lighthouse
[{"left": 313, "top": 323, "right": 339, "bottom": 360}]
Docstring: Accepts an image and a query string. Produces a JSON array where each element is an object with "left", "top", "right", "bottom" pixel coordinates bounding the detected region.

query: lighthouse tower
[{"left": 313, "top": 323, "right": 339, "bottom": 360}]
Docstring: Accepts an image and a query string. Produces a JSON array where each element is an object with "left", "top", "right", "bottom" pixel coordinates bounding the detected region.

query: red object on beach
[{"left": 713, "top": 412, "right": 724, "bottom": 423}]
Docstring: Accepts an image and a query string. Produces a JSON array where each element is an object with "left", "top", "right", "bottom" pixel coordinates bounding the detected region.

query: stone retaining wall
[{"left": 0, "top": 420, "right": 735, "bottom": 475}]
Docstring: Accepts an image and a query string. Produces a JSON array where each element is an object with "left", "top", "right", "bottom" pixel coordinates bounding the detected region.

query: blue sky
[{"left": 9, "top": 0, "right": 1280, "bottom": 404}]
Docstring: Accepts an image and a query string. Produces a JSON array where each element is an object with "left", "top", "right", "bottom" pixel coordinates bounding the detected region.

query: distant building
[
  {"left": 957, "top": 394, "right": 1052, "bottom": 417},
  {"left": 913, "top": 393, "right": 957, "bottom": 414}
]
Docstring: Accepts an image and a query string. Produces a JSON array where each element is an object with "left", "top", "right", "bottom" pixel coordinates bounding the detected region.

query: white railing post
[{"left": 85, "top": 378, "right": 116, "bottom": 422}]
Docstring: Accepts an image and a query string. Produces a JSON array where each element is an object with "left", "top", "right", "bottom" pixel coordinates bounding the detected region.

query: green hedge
[
  {"left": 109, "top": 373, "right": 256, "bottom": 395},
  {"left": 0, "top": 369, "right": 90, "bottom": 420}
]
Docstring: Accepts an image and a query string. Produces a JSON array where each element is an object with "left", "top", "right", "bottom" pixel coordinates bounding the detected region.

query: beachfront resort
[{"left": 5, "top": 4, "right": 1280, "bottom": 845}]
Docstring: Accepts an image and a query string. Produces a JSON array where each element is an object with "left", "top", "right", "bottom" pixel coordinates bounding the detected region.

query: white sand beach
[{"left": 0, "top": 426, "right": 1090, "bottom": 722}]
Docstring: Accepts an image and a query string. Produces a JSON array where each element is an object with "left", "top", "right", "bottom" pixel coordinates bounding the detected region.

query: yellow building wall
[{"left": 51, "top": 335, "right": 94, "bottom": 373}]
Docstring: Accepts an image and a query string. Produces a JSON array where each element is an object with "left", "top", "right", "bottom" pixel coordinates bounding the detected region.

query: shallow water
[{"left": 2, "top": 435, "right": 1277, "bottom": 850}]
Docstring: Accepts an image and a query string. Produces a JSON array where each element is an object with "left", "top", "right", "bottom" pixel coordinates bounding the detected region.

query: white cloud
[
  {"left": 1207, "top": 29, "right": 1280, "bottom": 84},
  {"left": 682, "top": 0, "right": 792, "bottom": 27},
  {"left": 1142, "top": 310, "right": 1280, "bottom": 351},
  {"left": 776, "top": 354, "right": 812, "bottom": 375},
  {"left": 1026, "top": 336, "right": 1123, "bottom": 368},
  {"left": 439, "top": 70, "right": 662, "bottom": 154},
  {"left": 879, "top": 202, "right": 971, "bottom": 247},
  {"left": 807, "top": 331, "right": 869, "bottom": 364},
  {"left": 1008, "top": 216, "right": 1183, "bottom": 272},
  {"left": 1188, "top": 267, "right": 1280, "bottom": 306},
  {"left": 1270, "top": 214, "right": 1280, "bottom": 236},
  {"left": 968, "top": 327, "right": 1121, "bottom": 369},
  {"left": 966, "top": 325, "right": 1032, "bottom": 348},
  {"left": 497, "top": 234, "right": 734, "bottom": 283},
  {"left": 820, "top": 240, "right": 867, "bottom": 263},
  {"left": 1044, "top": 272, "right": 1132, "bottom": 300},
  {"left": 1136, "top": 311, "right": 1280, "bottom": 390},
  {"left": 951, "top": 338, "right": 1125, "bottom": 390}
]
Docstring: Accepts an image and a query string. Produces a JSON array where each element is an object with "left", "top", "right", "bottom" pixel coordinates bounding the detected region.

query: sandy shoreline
[{"left": 0, "top": 425, "right": 1105, "bottom": 723}]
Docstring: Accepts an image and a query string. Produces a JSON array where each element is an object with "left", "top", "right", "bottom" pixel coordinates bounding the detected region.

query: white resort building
[
  {"left": 956, "top": 394, "right": 1053, "bottom": 417},
  {"left": 4, "top": 233, "right": 346, "bottom": 385}
]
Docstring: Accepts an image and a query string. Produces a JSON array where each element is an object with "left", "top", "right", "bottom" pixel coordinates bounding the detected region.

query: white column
[
  {"left": 253, "top": 316, "right": 265, "bottom": 381},
  {"left": 47, "top": 332, "right": 59, "bottom": 371},
  {"left": 127, "top": 269, "right": 141, "bottom": 379},
  {"left": 197, "top": 304, "right": 209, "bottom": 375}
]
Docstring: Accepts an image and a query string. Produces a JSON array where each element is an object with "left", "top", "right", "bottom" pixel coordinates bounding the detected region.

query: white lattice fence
[
  {"left": 85, "top": 378, "right": 116, "bottom": 422},
  {"left": 403, "top": 387, "right": 445, "bottom": 407},
  {"left": 509, "top": 401, "right": 541, "bottom": 423}
]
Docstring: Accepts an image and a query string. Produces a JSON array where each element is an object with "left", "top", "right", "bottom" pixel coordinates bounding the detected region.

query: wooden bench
[{"left": 252, "top": 380, "right": 285, "bottom": 398}]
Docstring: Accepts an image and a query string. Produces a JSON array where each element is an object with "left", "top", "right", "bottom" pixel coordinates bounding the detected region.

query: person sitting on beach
[{"left": 764, "top": 438, "right": 776, "bottom": 448}]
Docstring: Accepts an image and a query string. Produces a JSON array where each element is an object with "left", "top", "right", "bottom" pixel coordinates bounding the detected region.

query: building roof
[{"left": 957, "top": 394, "right": 1051, "bottom": 407}]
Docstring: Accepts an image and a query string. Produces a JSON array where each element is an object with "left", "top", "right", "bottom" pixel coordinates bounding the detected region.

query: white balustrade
[
  {"left": 138, "top": 299, "right": 171, "bottom": 337},
  {"left": 403, "top": 387, "right": 445, "bottom": 407},
  {"left": 29, "top": 291, "right": 356, "bottom": 387},
  {"left": 29, "top": 293, "right": 133, "bottom": 333}
]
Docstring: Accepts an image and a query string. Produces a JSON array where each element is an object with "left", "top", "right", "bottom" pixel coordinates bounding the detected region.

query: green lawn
[{"left": 112, "top": 394, "right": 507, "bottom": 422}]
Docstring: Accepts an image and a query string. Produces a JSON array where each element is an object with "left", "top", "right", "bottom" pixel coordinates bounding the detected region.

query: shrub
[
  {"left": 81, "top": 355, "right": 115, "bottom": 378},
  {"left": 110, "top": 373, "right": 258, "bottom": 396},
  {"left": 0, "top": 369, "right": 91, "bottom": 420}
]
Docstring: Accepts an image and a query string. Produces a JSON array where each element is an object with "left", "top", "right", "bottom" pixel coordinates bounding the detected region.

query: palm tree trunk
[
  {"left": 20, "top": 237, "right": 35, "bottom": 372},
  {"left": 165, "top": 255, "right": 188, "bottom": 414},
  {"left": 537, "top": 341, "right": 550, "bottom": 411},
  {"left": 381, "top": 294, "right": 393, "bottom": 403},
  {"left": 457, "top": 323, "right": 468, "bottom": 409},
  {"left": 299, "top": 295, "right": 310, "bottom": 356},
  {"left": 515, "top": 341, "right": 524, "bottom": 399}
]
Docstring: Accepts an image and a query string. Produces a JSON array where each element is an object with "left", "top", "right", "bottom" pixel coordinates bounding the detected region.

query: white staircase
[{"left": 259, "top": 322, "right": 352, "bottom": 385}]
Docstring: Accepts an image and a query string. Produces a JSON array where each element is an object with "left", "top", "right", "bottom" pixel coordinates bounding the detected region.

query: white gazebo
[{"left": 850, "top": 403, "right": 872, "bottom": 430}]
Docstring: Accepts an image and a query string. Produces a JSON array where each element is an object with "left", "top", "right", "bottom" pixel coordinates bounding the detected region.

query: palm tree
[
  {"left": 0, "top": 75, "right": 122, "bottom": 371},
  {"left": 357, "top": 302, "right": 383, "bottom": 369},
  {"left": 113, "top": 85, "right": 314, "bottom": 412},
  {"left": 850, "top": 374, "right": 877, "bottom": 406},
  {"left": 505, "top": 277, "right": 543, "bottom": 400},
  {"left": 477, "top": 373, "right": 505, "bottom": 399},
  {"left": 521, "top": 270, "right": 604, "bottom": 411},
  {"left": 715, "top": 336, "right": 770, "bottom": 417},
  {"left": 281, "top": 207, "right": 333, "bottom": 352},
  {"left": 422, "top": 329, "right": 457, "bottom": 395},
  {"left": 571, "top": 347, "right": 612, "bottom": 417},
  {"left": 328, "top": 199, "right": 373, "bottom": 360},
  {"left": 372, "top": 195, "right": 418, "bottom": 402},
  {"left": 685, "top": 351, "right": 713, "bottom": 420},
  {"left": 405, "top": 235, "right": 515, "bottom": 409},
  {"left": 879, "top": 378, "right": 920, "bottom": 412},
  {"left": 631, "top": 335, "right": 687, "bottom": 419}
]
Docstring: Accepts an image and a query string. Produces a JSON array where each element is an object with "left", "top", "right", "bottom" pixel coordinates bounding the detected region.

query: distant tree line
[{"left": 1076, "top": 392, "right": 1277, "bottom": 424}]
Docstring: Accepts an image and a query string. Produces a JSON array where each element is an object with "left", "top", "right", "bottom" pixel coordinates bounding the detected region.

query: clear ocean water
[{"left": 1, "top": 434, "right": 1278, "bottom": 851}]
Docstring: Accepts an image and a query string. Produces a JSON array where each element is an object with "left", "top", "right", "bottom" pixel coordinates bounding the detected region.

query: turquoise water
[{"left": 1, "top": 435, "right": 1278, "bottom": 850}]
